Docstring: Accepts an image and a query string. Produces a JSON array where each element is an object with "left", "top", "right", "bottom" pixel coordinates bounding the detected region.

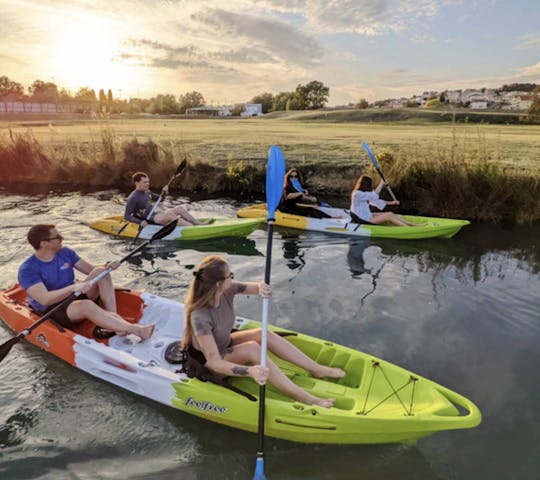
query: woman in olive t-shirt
[{"left": 181, "top": 255, "right": 345, "bottom": 408}]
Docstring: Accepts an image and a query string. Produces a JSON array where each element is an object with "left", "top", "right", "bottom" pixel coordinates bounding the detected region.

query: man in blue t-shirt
[
  {"left": 124, "top": 171, "right": 207, "bottom": 228},
  {"left": 18, "top": 224, "right": 154, "bottom": 340}
]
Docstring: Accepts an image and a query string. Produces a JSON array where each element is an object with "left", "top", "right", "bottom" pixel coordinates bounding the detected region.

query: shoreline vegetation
[{"left": 1, "top": 112, "right": 539, "bottom": 225}]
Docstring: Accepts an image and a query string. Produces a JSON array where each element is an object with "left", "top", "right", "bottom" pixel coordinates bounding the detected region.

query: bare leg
[
  {"left": 153, "top": 211, "right": 196, "bottom": 226},
  {"left": 224, "top": 341, "right": 335, "bottom": 408},
  {"left": 84, "top": 267, "right": 117, "bottom": 312},
  {"left": 231, "top": 329, "right": 345, "bottom": 379},
  {"left": 67, "top": 300, "right": 154, "bottom": 340},
  {"left": 370, "top": 212, "right": 426, "bottom": 227}
]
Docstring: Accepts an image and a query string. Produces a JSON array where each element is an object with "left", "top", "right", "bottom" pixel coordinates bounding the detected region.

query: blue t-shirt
[{"left": 18, "top": 247, "right": 81, "bottom": 312}]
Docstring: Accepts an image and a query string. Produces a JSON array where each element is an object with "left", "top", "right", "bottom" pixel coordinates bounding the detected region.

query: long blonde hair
[{"left": 182, "top": 255, "right": 228, "bottom": 348}]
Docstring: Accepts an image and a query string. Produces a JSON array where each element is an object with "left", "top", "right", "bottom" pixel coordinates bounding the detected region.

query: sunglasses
[
  {"left": 47, "top": 234, "right": 63, "bottom": 241},
  {"left": 290, "top": 174, "right": 298, "bottom": 178},
  {"left": 223, "top": 272, "right": 234, "bottom": 280}
]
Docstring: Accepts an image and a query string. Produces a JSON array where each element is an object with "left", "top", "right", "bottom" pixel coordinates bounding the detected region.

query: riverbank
[{"left": 2, "top": 115, "right": 539, "bottom": 225}]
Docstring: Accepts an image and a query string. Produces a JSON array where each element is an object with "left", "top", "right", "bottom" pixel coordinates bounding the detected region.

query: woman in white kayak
[
  {"left": 280, "top": 168, "right": 333, "bottom": 219},
  {"left": 350, "top": 175, "right": 425, "bottom": 227},
  {"left": 181, "top": 255, "right": 345, "bottom": 408}
]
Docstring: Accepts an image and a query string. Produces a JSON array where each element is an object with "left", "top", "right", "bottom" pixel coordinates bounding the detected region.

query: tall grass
[
  {"left": 1, "top": 118, "right": 538, "bottom": 224},
  {"left": 373, "top": 124, "right": 540, "bottom": 225}
]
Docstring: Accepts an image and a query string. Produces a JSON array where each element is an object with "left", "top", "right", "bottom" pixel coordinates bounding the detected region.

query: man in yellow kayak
[{"left": 125, "top": 171, "right": 207, "bottom": 227}]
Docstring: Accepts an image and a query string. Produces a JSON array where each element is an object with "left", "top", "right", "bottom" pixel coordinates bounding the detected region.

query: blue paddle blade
[
  {"left": 266, "top": 145, "right": 286, "bottom": 219},
  {"left": 290, "top": 177, "right": 304, "bottom": 193},
  {"left": 253, "top": 457, "right": 266, "bottom": 480},
  {"left": 361, "top": 141, "right": 379, "bottom": 169}
]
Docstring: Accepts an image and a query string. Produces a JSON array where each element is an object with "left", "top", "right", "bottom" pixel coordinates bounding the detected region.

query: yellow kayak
[{"left": 89, "top": 216, "right": 262, "bottom": 240}]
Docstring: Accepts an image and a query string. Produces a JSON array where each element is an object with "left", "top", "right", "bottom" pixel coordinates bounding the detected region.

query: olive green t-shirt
[{"left": 190, "top": 282, "right": 247, "bottom": 356}]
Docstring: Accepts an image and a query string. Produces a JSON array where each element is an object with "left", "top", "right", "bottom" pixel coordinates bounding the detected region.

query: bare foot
[
  {"left": 310, "top": 396, "right": 335, "bottom": 408},
  {"left": 137, "top": 323, "right": 155, "bottom": 341},
  {"left": 116, "top": 331, "right": 128, "bottom": 336},
  {"left": 312, "top": 366, "right": 346, "bottom": 379}
]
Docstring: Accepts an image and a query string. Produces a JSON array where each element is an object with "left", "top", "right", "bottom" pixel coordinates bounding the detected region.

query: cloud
[
  {"left": 191, "top": 8, "right": 323, "bottom": 66},
  {"left": 515, "top": 33, "right": 540, "bottom": 50},
  {"left": 254, "top": 0, "right": 440, "bottom": 35},
  {"left": 120, "top": 39, "right": 238, "bottom": 74},
  {"left": 514, "top": 61, "right": 540, "bottom": 80}
]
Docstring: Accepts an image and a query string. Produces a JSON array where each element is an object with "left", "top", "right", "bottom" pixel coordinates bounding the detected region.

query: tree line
[{"left": 0, "top": 76, "right": 330, "bottom": 115}]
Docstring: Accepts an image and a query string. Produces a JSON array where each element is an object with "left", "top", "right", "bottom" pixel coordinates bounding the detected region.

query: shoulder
[{"left": 19, "top": 254, "right": 38, "bottom": 273}]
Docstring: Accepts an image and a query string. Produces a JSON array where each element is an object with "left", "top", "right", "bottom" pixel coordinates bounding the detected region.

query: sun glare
[{"left": 50, "top": 18, "right": 144, "bottom": 98}]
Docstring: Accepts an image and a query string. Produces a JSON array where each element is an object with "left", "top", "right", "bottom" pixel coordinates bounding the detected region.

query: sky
[{"left": 1, "top": 0, "right": 539, "bottom": 105}]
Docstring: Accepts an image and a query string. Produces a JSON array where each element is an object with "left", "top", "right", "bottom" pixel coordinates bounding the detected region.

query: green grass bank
[{"left": 1, "top": 113, "right": 539, "bottom": 225}]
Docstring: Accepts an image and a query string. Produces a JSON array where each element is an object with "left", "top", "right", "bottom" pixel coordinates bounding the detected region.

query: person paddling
[
  {"left": 125, "top": 171, "right": 209, "bottom": 227},
  {"left": 280, "top": 169, "right": 336, "bottom": 219},
  {"left": 350, "top": 175, "right": 426, "bottom": 227},
  {"left": 181, "top": 255, "right": 345, "bottom": 408},
  {"left": 17, "top": 224, "right": 154, "bottom": 340}
]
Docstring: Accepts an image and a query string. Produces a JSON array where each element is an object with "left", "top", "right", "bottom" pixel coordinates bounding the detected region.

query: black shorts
[
  {"left": 349, "top": 211, "right": 374, "bottom": 225},
  {"left": 38, "top": 294, "right": 92, "bottom": 328}
]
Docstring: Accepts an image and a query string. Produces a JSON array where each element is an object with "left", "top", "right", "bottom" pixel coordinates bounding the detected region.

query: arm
[
  {"left": 26, "top": 281, "right": 82, "bottom": 307},
  {"left": 74, "top": 258, "right": 94, "bottom": 275},
  {"left": 124, "top": 194, "right": 143, "bottom": 224},
  {"left": 196, "top": 334, "right": 268, "bottom": 384},
  {"left": 375, "top": 180, "right": 385, "bottom": 194},
  {"left": 238, "top": 282, "right": 271, "bottom": 296}
]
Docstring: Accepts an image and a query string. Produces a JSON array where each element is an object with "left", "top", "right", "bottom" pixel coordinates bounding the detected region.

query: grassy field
[
  {"left": 1, "top": 113, "right": 539, "bottom": 172},
  {"left": 1, "top": 112, "right": 539, "bottom": 224}
]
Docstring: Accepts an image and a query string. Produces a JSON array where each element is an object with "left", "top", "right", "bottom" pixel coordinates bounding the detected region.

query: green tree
[
  {"left": 424, "top": 98, "right": 441, "bottom": 108},
  {"left": 29, "top": 80, "right": 59, "bottom": 103},
  {"left": 178, "top": 91, "right": 205, "bottom": 114},
  {"left": 295, "top": 80, "right": 329, "bottom": 109},
  {"left": 74, "top": 87, "right": 98, "bottom": 102},
  {"left": 150, "top": 94, "right": 179, "bottom": 114},
  {"left": 355, "top": 98, "right": 369, "bottom": 109},
  {"left": 250, "top": 92, "right": 273, "bottom": 113},
  {"left": 526, "top": 86, "right": 540, "bottom": 123},
  {"left": 272, "top": 91, "right": 294, "bottom": 111},
  {"left": 0, "top": 76, "right": 24, "bottom": 101},
  {"left": 230, "top": 103, "right": 245, "bottom": 116},
  {"left": 98, "top": 89, "right": 107, "bottom": 112}
]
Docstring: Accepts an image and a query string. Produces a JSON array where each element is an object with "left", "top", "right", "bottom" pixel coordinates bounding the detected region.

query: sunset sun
[{"left": 50, "top": 20, "right": 141, "bottom": 96}]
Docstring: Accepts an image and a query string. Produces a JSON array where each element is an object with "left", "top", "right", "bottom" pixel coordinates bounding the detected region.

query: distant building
[
  {"left": 241, "top": 103, "right": 263, "bottom": 116},
  {"left": 510, "top": 95, "right": 533, "bottom": 110},
  {"left": 186, "top": 105, "right": 231, "bottom": 116}
]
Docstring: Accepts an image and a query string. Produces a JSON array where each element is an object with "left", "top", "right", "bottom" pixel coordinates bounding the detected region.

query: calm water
[{"left": 0, "top": 191, "right": 539, "bottom": 480}]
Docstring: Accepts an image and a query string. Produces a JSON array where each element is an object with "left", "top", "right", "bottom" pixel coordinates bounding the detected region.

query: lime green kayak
[
  {"left": 237, "top": 204, "right": 470, "bottom": 240},
  {"left": 0, "top": 286, "right": 481, "bottom": 444},
  {"left": 89, "top": 215, "right": 262, "bottom": 240}
]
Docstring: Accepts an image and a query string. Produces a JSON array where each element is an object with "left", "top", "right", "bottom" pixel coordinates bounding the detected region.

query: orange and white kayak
[{"left": 0, "top": 284, "right": 481, "bottom": 444}]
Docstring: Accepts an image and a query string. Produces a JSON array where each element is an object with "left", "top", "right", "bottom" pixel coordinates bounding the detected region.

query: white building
[{"left": 241, "top": 103, "right": 263, "bottom": 116}]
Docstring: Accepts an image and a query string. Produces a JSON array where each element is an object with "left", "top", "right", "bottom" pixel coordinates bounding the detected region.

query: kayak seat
[{"left": 165, "top": 341, "right": 256, "bottom": 402}]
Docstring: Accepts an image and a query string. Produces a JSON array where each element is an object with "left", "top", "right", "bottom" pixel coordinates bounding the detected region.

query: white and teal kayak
[{"left": 237, "top": 204, "right": 470, "bottom": 240}]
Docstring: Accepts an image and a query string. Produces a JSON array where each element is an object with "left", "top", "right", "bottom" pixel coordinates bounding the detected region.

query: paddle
[
  {"left": 361, "top": 142, "right": 398, "bottom": 202},
  {"left": 130, "top": 158, "right": 187, "bottom": 241},
  {"left": 291, "top": 177, "right": 331, "bottom": 208},
  {"left": 253, "top": 145, "right": 285, "bottom": 480},
  {"left": 0, "top": 220, "right": 178, "bottom": 363}
]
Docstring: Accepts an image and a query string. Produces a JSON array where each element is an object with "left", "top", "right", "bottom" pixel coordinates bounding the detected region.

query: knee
[
  {"left": 69, "top": 299, "right": 98, "bottom": 317},
  {"left": 244, "top": 341, "right": 261, "bottom": 361}
]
